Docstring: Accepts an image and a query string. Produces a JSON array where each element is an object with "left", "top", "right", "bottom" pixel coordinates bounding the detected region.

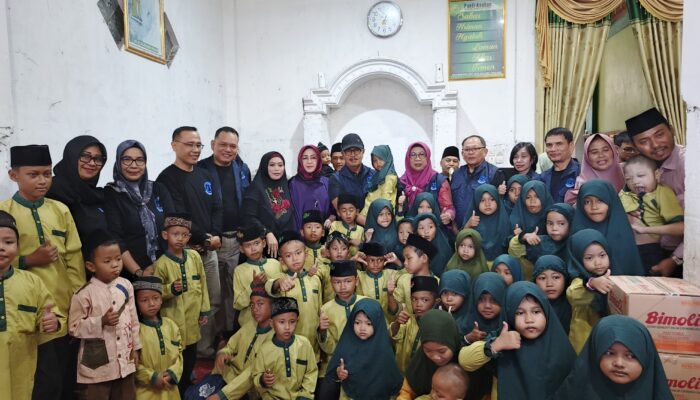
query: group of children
[{"left": 0, "top": 140, "right": 677, "bottom": 400}]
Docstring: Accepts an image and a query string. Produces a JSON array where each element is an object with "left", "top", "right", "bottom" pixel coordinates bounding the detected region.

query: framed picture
[
  {"left": 448, "top": 0, "right": 506, "bottom": 80},
  {"left": 124, "top": 0, "right": 167, "bottom": 64}
]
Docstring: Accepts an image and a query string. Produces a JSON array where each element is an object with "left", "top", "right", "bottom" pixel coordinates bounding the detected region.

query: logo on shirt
[
  {"left": 154, "top": 197, "right": 163, "bottom": 213},
  {"left": 430, "top": 181, "right": 437, "bottom": 191},
  {"left": 565, "top": 178, "right": 575, "bottom": 188},
  {"left": 97, "top": 207, "right": 104, "bottom": 213},
  {"left": 204, "top": 181, "right": 213, "bottom": 196},
  {"left": 477, "top": 175, "right": 487, "bottom": 184}
]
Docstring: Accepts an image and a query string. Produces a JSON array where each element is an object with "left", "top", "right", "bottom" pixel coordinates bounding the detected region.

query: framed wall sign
[
  {"left": 124, "top": 0, "right": 167, "bottom": 64},
  {"left": 448, "top": 0, "right": 506, "bottom": 80}
]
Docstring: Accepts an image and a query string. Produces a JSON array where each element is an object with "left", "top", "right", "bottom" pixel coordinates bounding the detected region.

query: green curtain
[
  {"left": 627, "top": 0, "right": 685, "bottom": 144},
  {"left": 539, "top": 10, "right": 611, "bottom": 145}
]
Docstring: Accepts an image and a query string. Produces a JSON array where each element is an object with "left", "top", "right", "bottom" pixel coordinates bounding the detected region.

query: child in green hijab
[
  {"left": 554, "top": 315, "right": 673, "bottom": 400},
  {"left": 533, "top": 255, "right": 571, "bottom": 335},
  {"left": 459, "top": 282, "right": 576, "bottom": 400},
  {"left": 566, "top": 229, "right": 614, "bottom": 353},
  {"left": 571, "top": 179, "right": 644, "bottom": 276},
  {"left": 445, "top": 229, "right": 488, "bottom": 280},
  {"left": 508, "top": 203, "right": 575, "bottom": 278},
  {"left": 408, "top": 192, "right": 457, "bottom": 243},
  {"left": 438, "top": 270, "right": 472, "bottom": 336},
  {"left": 414, "top": 213, "right": 454, "bottom": 277},
  {"left": 464, "top": 184, "right": 511, "bottom": 262},
  {"left": 327, "top": 298, "right": 404, "bottom": 400},
  {"left": 504, "top": 174, "right": 530, "bottom": 215},
  {"left": 490, "top": 254, "right": 523, "bottom": 286},
  {"left": 364, "top": 199, "right": 400, "bottom": 260},
  {"left": 399, "top": 310, "right": 462, "bottom": 398},
  {"left": 495, "top": 281, "right": 576, "bottom": 400},
  {"left": 361, "top": 145, "right": 398, "bottom": 217}
]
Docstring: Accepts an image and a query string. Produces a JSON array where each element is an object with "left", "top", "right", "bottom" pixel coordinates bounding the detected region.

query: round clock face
[{"left": 367, "top": 1, "right": 402, "bottom": 38}]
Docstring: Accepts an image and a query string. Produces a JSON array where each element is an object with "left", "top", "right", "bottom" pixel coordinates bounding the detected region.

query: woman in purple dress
[{"left": 289, "top": 144, "right": 331, "bottom": 230}]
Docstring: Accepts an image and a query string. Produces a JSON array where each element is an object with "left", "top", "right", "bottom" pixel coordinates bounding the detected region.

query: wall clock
[{"left": 367, "top": 1, "right": 403, "bottom": 38}]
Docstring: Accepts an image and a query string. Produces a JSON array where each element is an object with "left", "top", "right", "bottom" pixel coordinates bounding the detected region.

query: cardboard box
[
  {"left": 660, "top": 353, "right": 700, "bottom": 400},
  {"left": 608, "top": 276, "right": 700, "bottom": 355}
]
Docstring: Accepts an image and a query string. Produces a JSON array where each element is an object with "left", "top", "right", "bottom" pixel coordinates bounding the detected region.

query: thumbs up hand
[
  {"left": 337, "top": 358, "right": 349, "bottom": 381},
  {"left": 396, "top": 304, "right": 410, "bottom": 325},
  {"left": 590, "top": 269, "right": 613, "bottom": 294},
  {"left": 466, "top": 211, "right": 480, "bottom": 229},
  {"left": 262, "top": 368, "right": 275, "bottom": 388},
  {"left": 172, "top": 278, "right": 183, "bottom": 294},
  {"left": 498, "top": 180, "right": 507, "bottom": 196},
  {"left": 523, "top": 226, "right": 541, "bottom": 245},
  {"left": 319, "top": 310, "right": 330, "bottom": 332},
  {"left": 102, "top": 307, "right": 120, "bottom": 327},
  {"left": 513, "top": 224, "right": 522, "bottom": 236},
  {"left": 490, "top": 321, "right": 521, "bottom": 353},
  {"left": 465, "top": 321, "right": 487, "bottom": 343},
  {"left": 253, "top": 270, "right": 268, "bottom": 285},
  {"left": 387, "top": 272, "right": 397, "bottom": 295},
  {"left": 28, "top": 240, "right": 59, "bottom": 266},
  {"left": 41, "top": 303, "right": 59, "bottom": 333},
  {"left": 278, "top": 272, "right": 297, "bottom": 292},
  {"left": 307, "top": 260, "right": 319, "bottom": 277}
]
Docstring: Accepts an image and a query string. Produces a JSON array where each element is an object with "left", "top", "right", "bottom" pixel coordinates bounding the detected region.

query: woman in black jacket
[{"left": 104, "top": 140, "right": 174, "bottom": 279}]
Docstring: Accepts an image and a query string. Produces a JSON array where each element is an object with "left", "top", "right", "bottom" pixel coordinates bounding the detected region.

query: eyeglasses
[
  {"left": 344, "top": 148, "right": 362, "bottom": 155},
  {"left": 409, "top": 153, "right": 427, "bottom": 160},
  {"left": 120, "top": 156, "right": 146, "bottom": 167},
  {"left": 79, "top": 152, "right": 106, "bottom": 166},
  {"left": 174, "top": 141, "right": 204, "bottom": 150},
  {"left": 462, "top": 146, "right": 485, "bottom": 154}
]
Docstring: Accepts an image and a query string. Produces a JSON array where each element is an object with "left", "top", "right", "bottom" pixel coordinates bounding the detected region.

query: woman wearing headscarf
[
  {"left": 464, "top": 184, "right": 512, "bottom": 262},
  {"left": 104, "top": 140, "right": 174, "bottom": 279},
  {"left": 445, "top": 229, "right": 488, "bottom": 280},
  {"left": 242, "top": 151, "right": 294, "bottom": 257},
  {"left": 399, "top": 142, "right": 455, "bottom": 229},
  {"left": 47, "top": 135, "right": 109, "bottom": 254},
  {"left": 326, "top": 299, "right": 403, "bottom": 400},
  {"left": 571, "top": 179, "right": 644, "bottom": 276},
  {"left": 288, "top": 145, "right": 330, "bottom": 231},
  {"left": 398, "top": 310, "right": 461, "bottom": 399},
  {"left": 564, "top": 133, "right": 624, "bottom": 205},
  {"left": 554, "top": 315, "right": 674, "bottom": 400},
  {"left": 360, "top": 145, "right": 399, "bottom": 217}
]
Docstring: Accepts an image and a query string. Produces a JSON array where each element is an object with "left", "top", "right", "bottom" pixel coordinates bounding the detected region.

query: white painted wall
[
  {"left": 226, "top": 0, "right": 536, "bottom": 172},
  {"left": 0, "top": 0, "right": 228, "bottom": 198},
  {"left": 681, "top": 0, "right": 699, "bottom": 286}
]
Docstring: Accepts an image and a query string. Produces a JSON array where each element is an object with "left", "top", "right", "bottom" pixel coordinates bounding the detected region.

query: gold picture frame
[
  {"left": 124, "top": 0, "right": 167, "bottom": 64},
  {"left": 448, "top": 0, "right": 506, "bottom": 80}
]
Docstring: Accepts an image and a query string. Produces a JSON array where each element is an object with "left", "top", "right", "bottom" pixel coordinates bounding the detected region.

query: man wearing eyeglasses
[
  {"left": 157, "top": 126, "right": 223, "bottom": 357},
  {"left": 198, "top": 126, "right": 251, "bottom": 333},
  {"left": 328, "top": 133, "right": 375, "bottom": 226},
  {"left": 451, "top": 135, "right": 505, "bottom": 227}
]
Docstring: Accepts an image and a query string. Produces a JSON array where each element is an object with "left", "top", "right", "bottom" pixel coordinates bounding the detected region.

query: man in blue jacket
[
  {"left": 198, "top": 126, "right": 251, "bottom": 334},
  {"left": 451, "top": 135, "right": 505, "bottom": 227},
  {"left": 329, "top": 133, "right": 375, "bottom": 225},
  {"left": 539, "top": 127, "right": 580, "bottom": 203}
]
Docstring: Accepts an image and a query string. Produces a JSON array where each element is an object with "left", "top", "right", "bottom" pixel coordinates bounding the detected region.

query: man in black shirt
[
  {"left": 156, "top": 126, "right": 223, "bottom": 357},
  {"left": 539, "top": 128, "right": 580, "bottom": 203},
  {"left": 198, "top": 126, "right": 251, "bottom": 333}
]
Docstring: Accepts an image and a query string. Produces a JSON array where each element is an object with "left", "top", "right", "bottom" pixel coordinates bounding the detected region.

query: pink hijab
[
  {"left": 399, "top": 142, "right": 438, "bottom": 209},
  {"left": 564, "top": 133, "right": 624, "bottom": 205},
  {"left": 296, "top": 145, "right": 322, "bottom": 180}
]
